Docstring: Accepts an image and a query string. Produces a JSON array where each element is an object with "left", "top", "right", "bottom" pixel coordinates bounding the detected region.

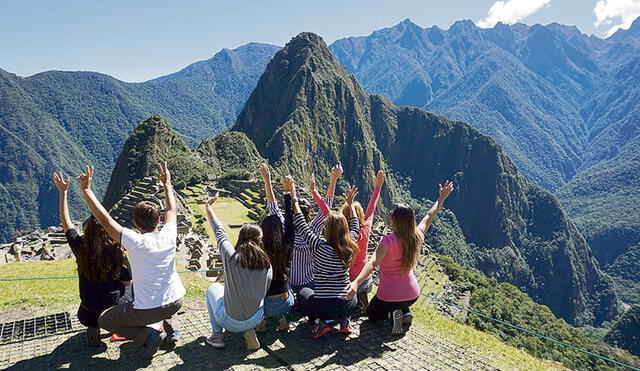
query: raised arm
[
  {"left": 325, "top": 164, "right": 343, "bottom": 199},
  {"left": 77, "top": 165, "right": 123, "bottom": 243},
  {"left": 53, "top": 172, "right": 73, "bottom": 232},
  {"left": 346, "top": 242, "right": 389, "bottom": 299},
  {"left": 259, "top": 163, "right": 276, "bottom": 203},
  {"left": 290, "top": 177, "right": 321, "bottom": 250},
  {"left": 158, "top": 162, "right": 177, "bottom": 225},
  {"left": 203, "top": 192, "right": 234, "bottom": 257},
  {"left": 282, "top": 177, "right": 295, "bottom": 249},
  {"left": 417, "top": 180, "right": 454, "bottom": 236},
  {"left": 309, "top": 174, "right": 330, "bottom": 216},
  {"left": 345, "top": 186, "right": 360, "bottom": 241},
  {"left": 364, "top": 170, "right": 385, "bottom": 222}
]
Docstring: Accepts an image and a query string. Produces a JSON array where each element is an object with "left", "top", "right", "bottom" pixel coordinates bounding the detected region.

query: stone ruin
[{"left": 0, "top": 225, "right": 76, "bottom": 264}]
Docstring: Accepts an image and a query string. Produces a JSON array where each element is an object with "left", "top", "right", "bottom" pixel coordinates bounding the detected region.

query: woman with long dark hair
[
  {"left": 347, "top": 181, "right": 454, "bottom": 335},
  {"left": 256, "top": 164, "right": 295, "bottom": 332},
  {"left": 53, "top": 172, "right": 131, "bottom": 350},
  {"left": 204, "top": 193, "right": 272, "bottom": 351},
  {"left": 288, "top": 176, "right": 360, "bottom": 339}
]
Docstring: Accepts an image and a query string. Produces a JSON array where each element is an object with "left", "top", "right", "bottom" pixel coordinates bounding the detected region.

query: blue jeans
[
  {"left": 264, "top": 289, "right": 294, "bottom": 318},
  {"left": 205, "top": 283, "right": 263, "bottom": 333}
]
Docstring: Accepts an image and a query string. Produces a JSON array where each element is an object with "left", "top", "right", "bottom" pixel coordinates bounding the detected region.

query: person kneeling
[
  {"left": 203, "top": 193, "right": 272, "bottom": 350},
  {"left": 77, "top": 164, "right": 185, "bottom": 360},
  {"left": 348, "top": 181, "right": 454, "bottom": 335},
  {"left": 288, "top": 177, "right": 360, "bottom": 338}
]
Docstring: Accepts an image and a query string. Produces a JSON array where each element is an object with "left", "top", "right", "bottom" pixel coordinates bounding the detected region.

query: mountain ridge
[{"left": 232, "top": 31, "right": 618, "bottom": 326}]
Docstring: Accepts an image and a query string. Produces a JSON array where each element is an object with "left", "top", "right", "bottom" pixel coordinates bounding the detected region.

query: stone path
[{"left": 1, "top": 307, "right": 506, "bottom": 370}]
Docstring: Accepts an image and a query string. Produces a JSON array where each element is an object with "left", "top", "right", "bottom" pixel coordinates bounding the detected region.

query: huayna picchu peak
[{"left": 231, "top": 32, "right": 618, "bottom": 326}]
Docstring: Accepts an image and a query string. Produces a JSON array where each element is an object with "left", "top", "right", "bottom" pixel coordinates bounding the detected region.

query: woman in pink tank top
[{"left": 347, "top": 181, "right": 454, "bottom": 335}]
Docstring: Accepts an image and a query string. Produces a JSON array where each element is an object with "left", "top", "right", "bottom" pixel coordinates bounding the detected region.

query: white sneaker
[
  {"left": 391, "top": 310, "right": 404, "bottom": 335},
  {"left": 243, "top": 329, "right": 260, "bottom": 350},
  {"left": 205, "top": 332, "right": 225, "bottom": 348}
]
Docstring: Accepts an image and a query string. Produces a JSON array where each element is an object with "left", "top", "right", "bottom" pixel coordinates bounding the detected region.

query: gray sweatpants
[{"left": 98, "top": 297, "right": 183, "bottom": 345}]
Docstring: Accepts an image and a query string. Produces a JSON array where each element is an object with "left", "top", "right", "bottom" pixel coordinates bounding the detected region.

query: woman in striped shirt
[
  {"left": 347, "top": 181, "right": 454, "bottom": 335},
  {"left": 289, "top": 165, "right": 343, "bottom": 293},
  {"left": 286, "top": 176, "right": 360, "bottom": 339}
]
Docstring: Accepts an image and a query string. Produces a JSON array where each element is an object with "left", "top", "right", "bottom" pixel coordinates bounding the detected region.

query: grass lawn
[
  {"left": 0, "top": 258, "right": 212, "bottom": 317},
  {"left": 410, "top": 305, "right": 565, "bottom": 370},
  {"left": 183, "top": 183, "right": 254, "bottom": 245}
]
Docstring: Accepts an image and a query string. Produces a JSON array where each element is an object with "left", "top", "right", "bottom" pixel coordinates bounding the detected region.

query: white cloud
[
  {"left": 477, "top": 0, "right": 551, "bottom": 28},
  {"left": 594, "top": 0, "right": 640, "bottom": 37}
]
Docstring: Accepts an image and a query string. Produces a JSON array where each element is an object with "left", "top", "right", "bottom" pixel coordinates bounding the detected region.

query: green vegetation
[
  {"left": 182, "top": 183, "right": 253, "bottom": 244},
  {"left": 0, "top": 259, "right": 211, "bottom": 315},
  {"left": 440, "top": 256, "right": 640, "bottom": 370},
  {"left": 330, "top": 19, "right": 640, "bottom": 309},
  {"left": 0, "top": 43, "right": 279, "bottom": 242},
  {"left": 410, "top": 305, "right": 566, "bottom": 370},
  {"left": 232, "top": 32, "right": 617, "bottom": 326},
  {"left": 605, "top": 305, "right": 640, "bottom": 357}
]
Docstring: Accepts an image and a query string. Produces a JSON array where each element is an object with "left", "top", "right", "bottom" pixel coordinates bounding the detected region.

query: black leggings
[
  {"left": 366, "top": 295, "right": 418, "bottom": 321},
  {"left": 297, "top": 287, "right": 357, "bottom": 322}
]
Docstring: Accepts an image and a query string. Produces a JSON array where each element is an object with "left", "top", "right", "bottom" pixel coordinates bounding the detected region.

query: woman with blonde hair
[
  {"left": 347, "top": 181, "right": 454, "bottom": 335},
  {"left": 287, "top": 176, "right": 360, "bottom": 339}
]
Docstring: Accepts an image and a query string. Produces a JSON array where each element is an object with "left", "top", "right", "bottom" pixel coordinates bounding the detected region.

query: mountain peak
[
  {"left": 610, "top": 16, "right": 640, "bottom": 41},
  {"left": 449, "top": 19, "right": 477, "bottom": 32}
]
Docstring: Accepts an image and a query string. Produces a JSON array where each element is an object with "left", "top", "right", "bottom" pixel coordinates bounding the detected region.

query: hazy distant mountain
[{"left": 330, "top": 17, "right": 640, "bottom": 303}]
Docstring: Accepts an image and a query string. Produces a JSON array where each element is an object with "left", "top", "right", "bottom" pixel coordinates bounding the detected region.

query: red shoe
[
  {"left": 312, "top": 321, "right": 332, "bottom": 339},
  {"left": 339, "top": 325, "right": 352, "bottom": 334},
  {"left": 110, "top": 333, "right": 127, "bottom": 342}
]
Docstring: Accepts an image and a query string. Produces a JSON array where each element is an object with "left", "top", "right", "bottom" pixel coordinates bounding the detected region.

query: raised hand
[
  {"left": 206, "top": 191, "right": 220, "bottom": 206},
  {"left": 158, "top": 161, "right": 171, "bottom": 185},
  {"left": 344, "top": 185, "right": 358, "bottom": 205},
  {"left": 259, "top": 163, "right": 271, "bottom": 181},
  {"left": 76, "top": 165, "right": 94, "bottom": 191},
  {"left": 438, "top": 180, "right": 454, "bottom": 200},
  {"left": 330, "top": 164, "right": 343, "bottom": 180},
  {"left": 309, "top": 173, "right": 316, "bottom": 192},
  {"left": 285, "top": 176, "right": 297, "bottom": 198},
  {"left": 53, "top": 172, "right": 71, "bottom": 193},
  {"left": 374, "top": 170, "right": 385, "bottom": 188}
]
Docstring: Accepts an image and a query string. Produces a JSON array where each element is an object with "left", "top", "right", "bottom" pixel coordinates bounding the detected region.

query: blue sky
[{"left": 1, "top": 0, "right": 638, "bottom": 82}]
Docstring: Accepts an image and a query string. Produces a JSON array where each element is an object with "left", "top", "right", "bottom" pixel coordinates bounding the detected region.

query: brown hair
[
  {"left": 391, "top": 203, "right": 421, "bottom": 274},
  {"left": 323, "top": 213, "right": 358, "bottom": 267},
  {"left": 133, "top": 201, "right": 160, "bottom": 232},
  {"left": 235, "top": 224, "right": 271, "bottom": 270},
  {"left": 340, "top": 201, "right": 366, "bottom": 227},
  {"left": 261, "top": 215, "right": 290, "bottom": 282},
  {"left": 76, "top": 216, "right": 127, "bottom": 282}
]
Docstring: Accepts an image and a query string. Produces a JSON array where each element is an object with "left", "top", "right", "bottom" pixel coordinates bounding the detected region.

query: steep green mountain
[
  {"left": 605, "top": 305, "right": 640, "bottom": 357},
  {"left": 329, "top": 17, "right": 640, "bottom": 304},
  {"left": 232, "top": 32, "right": 617, "bottom": 326},
  {"left": 195, "top": 130, "right": 266, "bottom": 176},
  {"left": 0, "top": 43, "right": 278, "bottom": 241},
  {"left": 441, "top": 256, "right": 640, "bottom": 370},
  {"left": 103, "top": 115, "right": 212, "bottom": 208}
]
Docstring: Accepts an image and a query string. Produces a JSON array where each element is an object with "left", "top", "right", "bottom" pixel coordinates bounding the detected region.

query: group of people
[{"left": 53, "top": 161, "right": 454, "bottom": 360}]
